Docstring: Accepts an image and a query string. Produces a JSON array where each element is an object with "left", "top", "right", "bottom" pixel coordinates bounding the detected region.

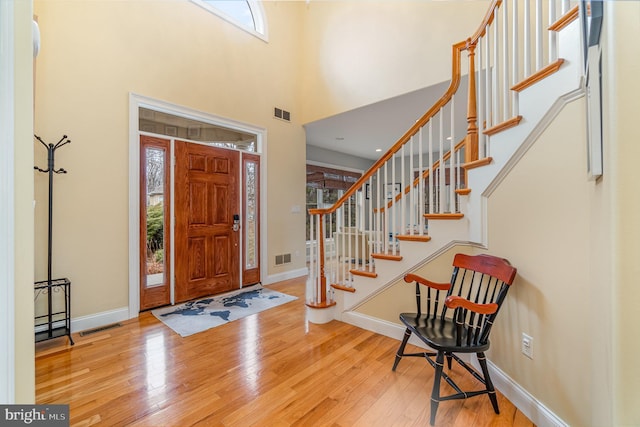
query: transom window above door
[
  {"left": 139, "top": 107, "right": 258, "bottom": 152},
  {"left": 190, "top": 0, "right": 267, "bottom": 41}
]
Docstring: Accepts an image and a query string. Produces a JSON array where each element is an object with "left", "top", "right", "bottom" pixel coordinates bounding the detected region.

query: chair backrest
[
  {"left": 413, "top": 253, "right": 517, "bottom": 346},
  {"left": 448, "top": 254, "right": 517, "bottom": 345}
]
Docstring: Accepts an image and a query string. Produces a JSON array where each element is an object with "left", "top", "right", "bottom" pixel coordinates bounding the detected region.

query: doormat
[{"left": 151, "top": 285, "right": 297, "bottom": 337}]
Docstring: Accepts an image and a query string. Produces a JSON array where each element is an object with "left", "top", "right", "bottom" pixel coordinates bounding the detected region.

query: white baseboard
[
  {"left": 70, "top": 307, "right": 130, "bottom": 334},
  {"left": 262, "top": 267, "right": 307, "bottom": 285},
  {"left": 341, "top": 311, "right": 567, "bottom": 427},
  {"left": 481, "top": 359, "right": 568, "bottom": 427},
  {"left": 341, "top": 311, "right": 429, "bottom": 349}
]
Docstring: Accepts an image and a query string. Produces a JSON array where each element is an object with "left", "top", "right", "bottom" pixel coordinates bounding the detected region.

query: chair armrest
[
  {"left": 403, "top": 273, "right": 450, "bottom": 290},
  {"left": 445, "top": 296, "right": 498, "bottom": 315}
]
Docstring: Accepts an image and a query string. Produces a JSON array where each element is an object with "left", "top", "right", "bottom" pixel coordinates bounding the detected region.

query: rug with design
[{"left": 151, "top": 285, "right": 297, "bottom": 337}]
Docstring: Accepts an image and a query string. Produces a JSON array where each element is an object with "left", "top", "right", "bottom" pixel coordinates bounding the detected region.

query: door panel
[
  {"left": 139, "top": 135, "right": 171, "bottom": 311},
  {"left": 175, "top": 140, "right": 239, "bottom": 302}
]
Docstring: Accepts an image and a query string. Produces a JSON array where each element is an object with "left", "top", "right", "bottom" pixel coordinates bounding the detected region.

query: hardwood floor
[{"left": 35, "top": 278, "right": 534, "bottom": 427}]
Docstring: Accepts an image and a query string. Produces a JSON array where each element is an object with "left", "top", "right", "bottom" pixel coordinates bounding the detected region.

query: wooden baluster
[
  {"left": 549, "top": 0, "right": 557, "bottom": 62},
  {"left": 492, "top": 13, "right": 499, "bottom": 124},
  {"left": 428, "top": 121, "right": 434, "bottom": 214},
  {"left": 502, "top": 1, "right": 509, "bottom": 121},
  {"left": 309, "top": 213, "right": 316, "bottom": 300},
  {"left": 391, "top": 153, "right": 397, "bottom": 250},
  {"left": 524, "top": 0, "right": 531, "bottom": 78},
  {"left": 512, "top": 0, "right": 519, "bottom": 117},
  {"left": 438, "top": 109, "right": 445, "bottom": 213},
  {"left": 383, "top": 162, "right": 388, "bottom": 253},
  {"left": 418, "top": 127, "right": 425, "bottom": 231},
  {"left": 535, "top": 0, "right": 543, "bottom": 70},
  {"left": 449, "top": 98, "right": 455, "bottom": 211},
  {"left": 477, "top": 36, "right": 485, "bottom": 159},
  {"left": 465, "top": 39, "right": 479, "bottom": 164},
  {"left": 375, "top": 171, "right": 381, "bottom": 253},
  {"left": 401, "top": 143, "right": 406, "bottom": 237}
]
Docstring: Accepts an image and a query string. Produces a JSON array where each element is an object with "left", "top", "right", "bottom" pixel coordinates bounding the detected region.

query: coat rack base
[{"left": 34, "top": 277, "right": 74, "bottom": 345}]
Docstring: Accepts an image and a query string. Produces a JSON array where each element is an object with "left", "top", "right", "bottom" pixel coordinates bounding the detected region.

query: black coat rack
[{"left": 34, "top": 134, "right": 74, "bottom": 345}]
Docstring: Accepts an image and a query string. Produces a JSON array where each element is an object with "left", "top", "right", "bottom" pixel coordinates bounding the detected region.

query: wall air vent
[
  {"left": 275, "top": 253, "right": 292, "bottom": 265},
  {"left": 274, "top": 107, "right": 291, "bottom": 122}
]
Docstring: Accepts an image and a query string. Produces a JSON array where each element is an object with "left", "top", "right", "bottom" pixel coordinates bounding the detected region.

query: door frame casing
[
  {"left": 0, "top": 0, "right": 16, "bottom": 403},
  {"left": 128, "top": 93, "right": 267, "bottom": 318}
]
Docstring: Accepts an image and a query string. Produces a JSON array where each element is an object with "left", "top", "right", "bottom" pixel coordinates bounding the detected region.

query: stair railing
[{"left": 306, "top": 0, "right": 577, "bottom": 309}]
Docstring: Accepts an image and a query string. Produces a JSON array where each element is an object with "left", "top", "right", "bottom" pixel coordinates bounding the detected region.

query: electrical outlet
[{"left": 521, "top": 333, "right": 533, "bottom": 359}]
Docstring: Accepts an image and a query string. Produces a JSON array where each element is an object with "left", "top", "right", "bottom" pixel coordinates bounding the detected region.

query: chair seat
[{"left": 399, "top": 312, "right": 491, "bottom": 353}]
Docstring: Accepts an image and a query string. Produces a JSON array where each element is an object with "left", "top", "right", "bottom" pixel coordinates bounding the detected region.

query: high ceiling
[{"left": 304, "top": 77, "right": 469, "bottom": 161}]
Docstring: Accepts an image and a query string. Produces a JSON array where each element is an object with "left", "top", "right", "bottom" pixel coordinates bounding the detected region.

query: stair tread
[
  {"left": 372, "top": 253, "right": 403, "bottom": 261},
  {"left": 511, "top": 58, "right": 565, "bottom": 92},
  {"left": 462, "top": 157, "right": 492, "bottom": 170},
  {"left": 330, "top": 283, "right": 356, "bottom": 293},
  {"left": 350, "top": 269, "right": 377, "bottom": 278},
  {"left": 424, "top": 213, "right": 464, "bottom": 220},
  {"left": 484, "top": 116, "right": 522, "bottom": 136},
  {"left": 396, "top": 234, "right": 431, "bottom": 242}
]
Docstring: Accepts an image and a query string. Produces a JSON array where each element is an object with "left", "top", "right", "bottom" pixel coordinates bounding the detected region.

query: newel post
[
  {"left": 317, "top": 213, "right": 328, "bottom": 304},
  {"left": 306, "top": 211, "right": 336, "bottom": 324},
  {"left": 306, "top": 211, "right": 334, "bottom": 310},
  {"left": 465, "top": 39, "right": 479, "bottom": 164}
]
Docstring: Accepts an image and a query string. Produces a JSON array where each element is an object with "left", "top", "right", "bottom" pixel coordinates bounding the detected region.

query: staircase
[{"left": 306, "top": 0, "right": 584, "bottom": 326}]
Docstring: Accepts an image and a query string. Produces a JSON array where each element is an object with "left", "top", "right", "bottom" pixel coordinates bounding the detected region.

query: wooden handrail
[
  {"left": 309, "top": 1, "right": 504, "bottom": 218},
  {"left": 468, "top": 0, "right": 502, "bottom": 45},
  {"left": 548, "top": 5, "right": 579, "bottom": 32},
  {"left": 309, "top": 40, "right": 467, "bottom": 217}
]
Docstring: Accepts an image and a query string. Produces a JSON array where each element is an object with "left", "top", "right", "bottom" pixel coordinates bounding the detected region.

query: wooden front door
[{"left": 174, "top": 140, "right": 240, "bottom": 302}]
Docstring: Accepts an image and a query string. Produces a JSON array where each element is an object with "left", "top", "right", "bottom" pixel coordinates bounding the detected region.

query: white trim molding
[
  {"left": 70, "top": 307, "right": 130, "bottom": 334},
  {"left": 262, "top": 267, "right": 308, "bottom": 286},
  {"left": 0, "top": 0, "right": 16, "bottom": 404}
]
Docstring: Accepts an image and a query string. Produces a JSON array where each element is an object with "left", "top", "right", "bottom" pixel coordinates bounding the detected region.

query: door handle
[{"left": 232, "top": 214, "right": 240, "bottom": 232}]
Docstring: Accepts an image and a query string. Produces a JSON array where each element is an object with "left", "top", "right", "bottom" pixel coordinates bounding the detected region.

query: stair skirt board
[{"left": 341, "top": 311, "right": 569, "bottom": 427}]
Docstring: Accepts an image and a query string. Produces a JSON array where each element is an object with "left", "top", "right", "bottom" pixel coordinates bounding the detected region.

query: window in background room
[{"left": 305, "top": 164, "right": 361, "bottom": 240}]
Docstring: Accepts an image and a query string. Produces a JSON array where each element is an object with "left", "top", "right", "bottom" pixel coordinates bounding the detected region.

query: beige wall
[
  {"left": 298, "top": 1, "right": 491, "bottom": 123},
  {"left": 486, "top": 99, "right": 592, "bottom": 426},
  {"left": 33, "top": 1, "right": 308, "bottom": 318},
  {"left": 15, "top": 0, "right": 36, "bottom": 403},
  {"left": 604, "top": 3, "right": 640, "bottom": 425}
]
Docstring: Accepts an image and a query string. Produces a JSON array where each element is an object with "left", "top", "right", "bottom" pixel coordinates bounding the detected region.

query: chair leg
[
  {"left": 392, "top": 328, "right": 412, "bottom": 371},
  {"left": 429, "top": 351, "right": 445, "bottom": 426},
  {"left": 477, "top": 352, "right": 499, "bottom": 414},
  {"left": 445, "top": 353, "right": 452, "bottom": 370}
]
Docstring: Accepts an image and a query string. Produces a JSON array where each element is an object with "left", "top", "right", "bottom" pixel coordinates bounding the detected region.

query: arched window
[{"left": 191, "top": 0, "right": 267, "bottom": 41}]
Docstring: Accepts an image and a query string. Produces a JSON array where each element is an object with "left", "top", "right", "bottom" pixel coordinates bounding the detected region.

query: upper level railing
[{"left": 307, "top": 0, "right": 578, "bottom": 309}]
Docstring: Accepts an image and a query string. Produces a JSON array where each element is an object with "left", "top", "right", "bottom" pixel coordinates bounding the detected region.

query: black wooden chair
[{"left": 392, "top": 253, "right": 517, "bottom": 425}]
